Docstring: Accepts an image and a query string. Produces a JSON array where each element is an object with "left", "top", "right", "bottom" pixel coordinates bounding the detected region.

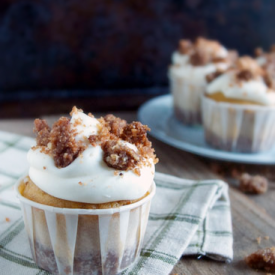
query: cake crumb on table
[
  {"left": 5, "top": 217, "right": 10, "bottom": 222},
  {"left": 239, "top": 173, "right": 268, "bottom": 194},
  {"left": 257, "top": 236, "right": 262, "bottom": 244},
  {"left": 265, "top": 236, "right": 270, "bottom": 240},
  {"left": 245, "top": 247, "right": 275, "bottom": 272}
]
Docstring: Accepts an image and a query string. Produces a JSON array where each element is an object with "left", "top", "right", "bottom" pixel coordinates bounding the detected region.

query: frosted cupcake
[
  {"left": 169, "top": 37, "right": 237, "bottom": 125},
  {"left": 202, "top": 56, "right": 275, "bottom": 152},
  {"left": 16, "top": 107, "right": 158, "bottom": 275}
]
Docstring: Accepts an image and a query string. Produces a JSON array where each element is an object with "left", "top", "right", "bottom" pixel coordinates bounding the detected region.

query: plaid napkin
[{"left": 0, "top": 130, "right": 233, "bottom": 275}]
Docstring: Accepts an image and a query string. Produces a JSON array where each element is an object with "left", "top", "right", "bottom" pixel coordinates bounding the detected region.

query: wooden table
[{"left": 1, "top": 111, "right": 274, "bottom": 275}]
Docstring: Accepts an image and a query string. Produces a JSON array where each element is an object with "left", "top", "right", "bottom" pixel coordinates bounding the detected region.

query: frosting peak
[
  {"left": 172, "top": 37, "right": 234, "bottom": 67},
  {"left": 28, "top": 107, "right": 157, "bottom": 204}
]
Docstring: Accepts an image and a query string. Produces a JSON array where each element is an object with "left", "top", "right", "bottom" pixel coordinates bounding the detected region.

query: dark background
[{"left": 0, "top": 0, "right": 274, "bottom": 117}]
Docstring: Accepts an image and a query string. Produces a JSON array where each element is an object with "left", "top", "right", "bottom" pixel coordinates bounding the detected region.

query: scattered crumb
[
  {"left": 43, "top": 166, "right": 46, "bottom": 170},
  {"left": 245, "top": 247, "right": 275, "bottom": 272},
  {"left": 210, "top": 163, "right": 223, "bottom": 175},
  {"left": 231, "top": 168, "right": 240, "bottom": 179},
  {"left": 78, "top": 182, "right": 83, "bottom": 186},
  {"left": 114, "top": 171, "right": 119, "bottom": 176},
  {"left": 265, "top": 236, "right": 270, "bottom": 240},
  {"left": 257, "top": 236, "right": 262, "bottom": 244},
  {"left": 5, "top": 217, "right": 10, "bottom": 222},
  {"left": 119, "top": 172, "right": 123, "bottom": 177},
  {"left": 239, "top": 173, "right": 268, "bottom": 194}
]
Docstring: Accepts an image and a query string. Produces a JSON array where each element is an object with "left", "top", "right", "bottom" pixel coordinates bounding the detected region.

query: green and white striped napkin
[{"left": 0, "top": 130, "right": 233, "bottom": 275}]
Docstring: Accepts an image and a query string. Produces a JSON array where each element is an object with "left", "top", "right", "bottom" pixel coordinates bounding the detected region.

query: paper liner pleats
[
  {"left": 17, "top": 180, "right": 155, "bottom": 275},
  {"left": 202, "top": 96, "right": 275, "bottom": 152}
]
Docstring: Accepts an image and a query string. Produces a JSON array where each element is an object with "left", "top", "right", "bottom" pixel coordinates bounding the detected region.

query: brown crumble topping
[
  {"left": 235, "top": 56, "right": 264, "bottom": 82},
  {"left": 102, "top": 140, "right": 140, "bottom": 171},
  {"left": 206, "top": 69, "right": 226, "bottom": 83},
  {"left": 178, "top": 39, "right": 193, "bottom": 55},
  {"left": 70, "top": 106, "right": 83, "bottom": 116},
  {"left": 50, "top": 117, "right": 87, "bottom": 168},
  {"left": 263, "top": 56, "right": 275, "bottom": 89},
  {"left": 34, "top": 119, "right": 51, "bottom": 146},
  {"left": 188, "top": 37, "right": 230, "bottom": 66},
  {"left": 5, "top": 217, "right": 10, "bottom": 222},
  {"left": 103, "top": 114, "right": 127, "bottom": 137},
  {"left": 33, "top": 106, "right": 157, "bottom": 172},
  {"left": 270, "top": 45, "right": 275, "bottom": 53},
  {"left": 239, "top": 173, "right": 268, "bottom": 194},
  {"left": 246, "top": 247, "right": 275, "bottom": 272},
  {"left": 255, "top": 47, "right": 264, "bottom": 57},
  {"left": 133, "top": 168, "right": 140, "bottom": 176},
  {"left": 176, "top": 37, "right": 236, "bottom": 66},
  {"left": 190, "top": 51, "right": 210, "bottom": 66},
  {"left": 122, "top": 122, "right": 150, "bottom": 146}
]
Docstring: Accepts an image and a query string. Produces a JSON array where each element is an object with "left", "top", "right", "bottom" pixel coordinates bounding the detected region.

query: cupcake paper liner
[
  {"left": 169, "top": 73, "right": 203, "bottom": 125},
  {"left": 16, "top": 179, "right": 156, "bottom": 275},
  {"left": 202, "top": 96, "right": 275, "bottom": 152}
]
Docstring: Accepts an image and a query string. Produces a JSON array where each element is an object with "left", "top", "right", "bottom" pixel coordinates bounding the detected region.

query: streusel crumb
[
  {"left": 102, "top": 140, "right": 140, "bottom": 170},
  {"left": 239, "top": 173, "right": 268, "bottom": 194},
  {"left": 34, "top": 119, "right": 51, "bottom": 146},
  {"left": 103, "top": 114, "right": 127, "bottom": 137},
  {"left": 235, "top": 56, "right": 264, "bottom": 82},
  {"left": 178, "top": 39, "right": 193, "bottom": 55},
  {"left": 33, "top": 107, "right": 158, "bottom": 172},
  {"left": 246, "top": 247, "right": 275, "bottom": 272}
]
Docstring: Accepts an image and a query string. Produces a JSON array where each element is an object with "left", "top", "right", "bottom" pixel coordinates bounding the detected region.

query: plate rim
[{"left": 138, "top": 94, "right": 275, "bottom": 164}]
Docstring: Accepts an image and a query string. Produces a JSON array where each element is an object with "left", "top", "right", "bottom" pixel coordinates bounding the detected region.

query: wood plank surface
[{"left": 1, "top": 111, "right": 274, "bottom": 275}]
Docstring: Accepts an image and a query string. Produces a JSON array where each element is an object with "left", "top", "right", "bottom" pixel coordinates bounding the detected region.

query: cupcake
[
  {"left": 202, "top": 56, "right": 275, "bottom": 152},
  {"left": 169, "top": 37, "right": 237, "bottom": 125},
  {"left": 16, "top": 107, "right": 158, "bottom": 275}
]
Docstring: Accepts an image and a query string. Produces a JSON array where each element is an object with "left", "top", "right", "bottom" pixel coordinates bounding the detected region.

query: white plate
[{"left": 138, "top": 94, "right": 275, "bottom": 164}]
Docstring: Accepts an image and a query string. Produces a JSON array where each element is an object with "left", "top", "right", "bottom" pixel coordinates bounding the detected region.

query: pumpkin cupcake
[
  {"left": 16, "top": 107, "right": 158, "bottom": 275},
  {"left": 202, "top": 56, "right": 275, "bottom": 152}
]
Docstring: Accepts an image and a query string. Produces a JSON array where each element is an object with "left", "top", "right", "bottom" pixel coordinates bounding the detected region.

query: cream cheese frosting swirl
[
  {"left": 169, "top": 38, "right": 231, "bottom": 85},
  {"left": 27, "top": 110, "right": 155, "bottom": 204},
  {"left": 206, "top": 70, "right": 275, "bottom": 106}
]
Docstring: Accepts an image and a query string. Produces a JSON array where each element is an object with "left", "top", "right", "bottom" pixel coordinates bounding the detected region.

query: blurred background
[{"left": 0, "top": 0, "right": 274, "bottom": 117}]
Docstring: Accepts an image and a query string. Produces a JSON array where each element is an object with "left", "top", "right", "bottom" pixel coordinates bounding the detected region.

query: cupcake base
[
  {"left": 202, "top": 96, "right": 275, "bottom": 153},
  {"left": 16, "top": 177, "right": 155, "bottom": 275},
  {"left": 169, "top": 73, "right": 202, "bottom": 126},
  {"left": 174, "top": 106, "right": 201, "bottom": 125}
]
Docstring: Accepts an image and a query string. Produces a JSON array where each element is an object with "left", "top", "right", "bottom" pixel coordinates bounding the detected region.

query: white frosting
[
  {"left": 171, "top": 52, "right": 190, "bottom": 65},
  {"left": 27, "top": 111, "right": 155, "bottom": 204},
  {"left": 256, "top": 56, "right": 267, "bottom": 66},
  {"left": 169, "top": 45, "right": 230, "bottom": 86},
  {"left": 206, "top": 71, "right": 275, "bottom": 106},
  {"left": 70, "top": 111, "right": 100, "bottom": 142},
  {"left": 169, "top": 62, "right": 229, "bottom": 86},
  {"left": 171, "top": 45, "right": 228, "bottom": 66}
]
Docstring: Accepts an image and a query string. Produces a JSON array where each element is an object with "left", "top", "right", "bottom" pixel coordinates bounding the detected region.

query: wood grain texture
[{"left": 0, "top": 111, "right": 274, "bottom": 275}]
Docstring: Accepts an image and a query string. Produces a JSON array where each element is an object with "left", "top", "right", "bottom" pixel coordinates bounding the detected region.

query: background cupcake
[
  {"left": 169, "top": 37, "right": 237, "bottom": 125},
  {"left": 16, "top": 107, "right": 157, "bottom": 275},
  {"left": 202, "top": 56, "right": 275, "bottom": 152}
]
